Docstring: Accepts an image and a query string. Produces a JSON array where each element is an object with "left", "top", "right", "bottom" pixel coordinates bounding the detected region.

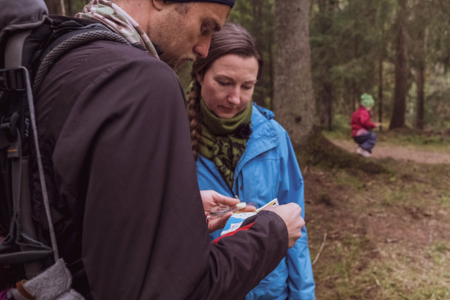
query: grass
[
  {"left": 439, "top": 194, "right": 450, "bottom": 208},
  {"left": 302, "top": 146, "right": 450, "bottom": 299},
  {"left": 334, "top": 170, "right": 365, "bottom": 190}
]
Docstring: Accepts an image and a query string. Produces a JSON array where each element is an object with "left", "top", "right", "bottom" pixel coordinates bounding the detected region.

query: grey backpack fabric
[
  {"left": 10, "top": 259, "right": 84, "bottom": 300},
  {"left": 0, "top": 0, "right": 48, "bottom": 41}
]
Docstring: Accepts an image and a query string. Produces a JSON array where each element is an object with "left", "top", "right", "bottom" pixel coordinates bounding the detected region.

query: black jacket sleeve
[{"left": 34, "top": 41, "right": 288, "bottom": 300}]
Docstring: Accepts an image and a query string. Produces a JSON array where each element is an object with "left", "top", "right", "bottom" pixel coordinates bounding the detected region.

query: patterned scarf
[
  {"left": 75, "top": 0, "right": 159, "bottom": 58},
  {"left": 199, "top": 100, "right": 252, "bottom": 189}
]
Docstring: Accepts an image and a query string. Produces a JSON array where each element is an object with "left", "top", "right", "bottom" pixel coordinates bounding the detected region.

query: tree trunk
[
  {"left": 389, "top": 0, "right": 409, "bottom": 130},
  {"left": 352, "top": 81, "right": 358, "bottom": 111},
  {"left": 44, "top": 0, "right": 61, "bottom": 14},
  {"left": 378, "top": 56, "right": 383, "bottom": 131},
  {"left": 273, "top": 0, "right": 315, "bottom": 147},
  {"left": 317, "top": 0, "right": 335, "bottom": 131},
  {"left": 414, "top": 0, "right": 426, "bottom": 130},
  {"left": 43, "top": 0, "right": 66, "bottom": 15},
  {"left": 416, "top": 65, "right": 425, "bottom": 129},
  {"left": 319, "top": 70, "right": 333, "bottom": 131},
  {"left": 60, "top": 0, "right": 66, "bottom": 16},
  {"left": 326, "top": 81, "right": 333, "bottom": 131},
  {"left": 268, "top": 43, "right": 274, "bottom": 109},
  {"left": 317, "top": 0, "right": 326, "bottom": 12},
  {"left": 352, "top": 7, "right": 359, "bottom": 113},
  {"left": 67, "top": 0, "right": 72, "bottom": 17},
  {"left": 249, "top": 0, "right": 265, "bottom": 107}
]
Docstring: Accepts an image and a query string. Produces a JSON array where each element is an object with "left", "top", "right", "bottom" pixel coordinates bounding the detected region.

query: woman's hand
[{"left": 201, "top": 190, "right": 256, "bottom": 233}]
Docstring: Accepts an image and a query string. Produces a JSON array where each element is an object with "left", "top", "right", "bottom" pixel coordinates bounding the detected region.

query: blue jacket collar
[
  {"left": 234, "top": 104, "right": 278, "bottom": 176},
  {"left": 253, "top": 104, "right": 275, "bottom": 120}
]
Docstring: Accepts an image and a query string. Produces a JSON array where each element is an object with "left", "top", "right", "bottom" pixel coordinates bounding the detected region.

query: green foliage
[
  {"left": 229, "top": 0, "right": 275, "bottom": 108},
  {"left": 310, "top": 0, "right": 397, "bottom": 127},
  {"left": 310, "top": 0, "right": 450, "bottom": 131}
]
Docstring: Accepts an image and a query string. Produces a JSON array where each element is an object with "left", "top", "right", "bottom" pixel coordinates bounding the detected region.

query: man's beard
[
  {"left": 160, "top": 52, "right": 196, "bottom": 72},
  {"left": 150, "top": 13, "right": 197, "bottom": 72}
]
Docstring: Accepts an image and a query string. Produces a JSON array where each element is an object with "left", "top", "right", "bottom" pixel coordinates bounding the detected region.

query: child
[{"left": 351, "top": 93, "right": 381, "bottom": 157}]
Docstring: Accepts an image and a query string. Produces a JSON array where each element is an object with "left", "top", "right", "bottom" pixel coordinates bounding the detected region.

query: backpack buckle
[
  {"left": 0, "top": 113, "right": 19, "bottom": 152},
  {"left": 0, "top": 68, "right": 26, "bottom": 92},
  {"left": 0, "top": 113, "right": 19, "bottom": 137}
]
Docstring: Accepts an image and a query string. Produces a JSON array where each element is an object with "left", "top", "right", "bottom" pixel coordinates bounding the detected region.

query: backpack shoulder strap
[
  {"left": 0, "top": 18, "right": 131, "bottom": 276},
  {"left": 33, "top": 18, "right": 130, "bottom": 94}
]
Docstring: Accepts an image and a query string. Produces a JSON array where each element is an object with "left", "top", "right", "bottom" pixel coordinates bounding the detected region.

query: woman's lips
[{"left": 219, "top": 106, "right": 235, "bottom": 113}]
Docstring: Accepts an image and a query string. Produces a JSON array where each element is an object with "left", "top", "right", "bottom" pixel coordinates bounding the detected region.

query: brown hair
[{"left": 188, "top": 22, "right": 263, "bottom": 160}]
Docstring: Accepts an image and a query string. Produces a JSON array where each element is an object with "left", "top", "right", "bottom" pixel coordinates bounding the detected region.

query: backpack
[{"left": 0, "top": 0, "right": 134, "bottom": 296}]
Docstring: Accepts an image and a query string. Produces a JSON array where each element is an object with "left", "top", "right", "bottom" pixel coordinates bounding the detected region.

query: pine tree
[{"left": 389, "top": 0, "right": 409, "bottom": 130}]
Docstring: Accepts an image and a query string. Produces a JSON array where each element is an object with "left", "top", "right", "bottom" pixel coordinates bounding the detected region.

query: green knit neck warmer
[{"left": 199, "top": 99, "right": 253, "bottom": 189}]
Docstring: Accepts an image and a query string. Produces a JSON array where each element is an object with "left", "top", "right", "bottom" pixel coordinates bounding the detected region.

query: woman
[
  {"left": 351, "top": 93, "right": 381, "bottom": 158},
  {"left": 187, "top": 23, "right": 315, "bottom": 300}
]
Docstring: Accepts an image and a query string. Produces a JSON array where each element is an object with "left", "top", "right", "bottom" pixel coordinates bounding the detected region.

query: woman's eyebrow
[
  {"left": 215, "top": 75, "right": 234, "bottom": 81},
  {"left": 244, "top": 80, "right": 257, "bottom": 84},
  {"left": 215, "top": 75, "right": 257, "bottom": 84}
]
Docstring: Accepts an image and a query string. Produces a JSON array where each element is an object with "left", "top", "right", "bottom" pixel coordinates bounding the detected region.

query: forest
[
  {"left": 46, "top": 0, "right": 450, "bottom": 133},
  {"left": 230, "top": 0, "right": 450, "bottom": 133},
  {"left": 44, "top": 0, "right": 450, "bottom": 298}
]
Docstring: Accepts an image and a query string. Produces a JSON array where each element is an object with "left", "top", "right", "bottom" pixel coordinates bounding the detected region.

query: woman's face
[{"left": 199, "top": 54, "right": 259, "bottom": 119}]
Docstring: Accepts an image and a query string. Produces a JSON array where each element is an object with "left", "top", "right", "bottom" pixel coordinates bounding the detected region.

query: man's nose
[{"left": 193, "top": 37, "right": 211, "bottom": 59}]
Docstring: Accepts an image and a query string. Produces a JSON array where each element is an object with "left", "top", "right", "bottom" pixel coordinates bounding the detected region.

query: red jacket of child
[{"left": 351, "top": 106, "right": 376, "bottom": 137}]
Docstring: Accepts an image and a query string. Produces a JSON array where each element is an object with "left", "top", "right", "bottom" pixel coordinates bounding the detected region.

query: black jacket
[{"left": 32, "top": 40, "right": 288, "bottom": 300}]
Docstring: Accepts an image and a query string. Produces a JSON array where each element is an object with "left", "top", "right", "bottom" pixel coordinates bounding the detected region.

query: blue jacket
[{"left": 196, "top": 104, "right": 315, "bottom": 300}]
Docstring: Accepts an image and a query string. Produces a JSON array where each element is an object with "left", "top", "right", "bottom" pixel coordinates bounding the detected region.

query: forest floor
[
  {"left": 303, "top": 130, "right": 450, "bottom": 300},
  {"left": 330, "top": 139, "right": 450, "bottom": 164}
]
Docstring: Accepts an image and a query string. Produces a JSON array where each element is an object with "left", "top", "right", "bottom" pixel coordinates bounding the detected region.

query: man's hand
[
  {"left": 201, "top": 191, "right": 255, "bottom": 233},
  {"left": 264, "top": 203, "right": 305, "bottom": 248}
]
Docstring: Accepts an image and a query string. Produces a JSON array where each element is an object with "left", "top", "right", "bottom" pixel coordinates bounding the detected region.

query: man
[{"left": 33, "top": 0, "right": 305, "bottom": 299}]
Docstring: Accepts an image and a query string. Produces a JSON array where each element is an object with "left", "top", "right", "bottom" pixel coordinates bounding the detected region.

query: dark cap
[{"left": 165, "top": 0, "right": 235, "bottom": 8}]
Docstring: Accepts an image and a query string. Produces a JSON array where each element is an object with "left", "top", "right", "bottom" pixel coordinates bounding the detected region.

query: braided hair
[
  {"left": 187, "top": 80, "right": 203, "bottom": 160},
  {"left": 187, "top": 23, "right": 263, "bottom": 160}
]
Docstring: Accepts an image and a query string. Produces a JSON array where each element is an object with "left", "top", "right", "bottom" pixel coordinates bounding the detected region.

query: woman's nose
[{"left": 227, "top": 88, "right": 240, "bottom": 105}]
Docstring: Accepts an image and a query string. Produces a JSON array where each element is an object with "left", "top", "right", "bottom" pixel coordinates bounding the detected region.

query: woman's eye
[
  {"left": 243, "top": 85, "right": 253, "bottom": 90},
  {"left": 218, "top": 81, "right": 230, "bottom": 86}
]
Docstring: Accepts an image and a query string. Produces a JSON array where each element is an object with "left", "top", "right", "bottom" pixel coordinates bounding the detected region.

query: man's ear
[
  {"left": 152, "top": 0, "right": 165, "bottom": 11},
  {"left": 196, "top": 73, "right": 204, "bottom": 85}
]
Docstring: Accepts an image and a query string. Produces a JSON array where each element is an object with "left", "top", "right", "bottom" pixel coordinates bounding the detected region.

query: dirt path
[{"left": 331, "top": 139, "right": 450, "bottom": 164}]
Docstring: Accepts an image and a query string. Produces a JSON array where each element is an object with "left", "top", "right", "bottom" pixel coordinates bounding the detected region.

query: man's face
[{"left": 152, "top": 3, "right": 230, "bottom": 71}]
